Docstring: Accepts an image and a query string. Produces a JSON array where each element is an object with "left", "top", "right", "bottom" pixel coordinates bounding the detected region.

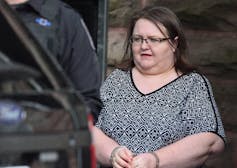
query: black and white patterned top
[{"left": 96, "top": 69, "right": 226, "bottom": 154}]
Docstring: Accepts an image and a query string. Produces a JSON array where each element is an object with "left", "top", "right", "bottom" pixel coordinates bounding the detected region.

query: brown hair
[{"left": 117, "top": 6, "right": 196, "bottom": 74}]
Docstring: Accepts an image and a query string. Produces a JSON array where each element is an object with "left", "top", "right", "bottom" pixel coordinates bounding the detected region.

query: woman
[{"left": 93, "top": 6, "right": 226, "bottom": 168}]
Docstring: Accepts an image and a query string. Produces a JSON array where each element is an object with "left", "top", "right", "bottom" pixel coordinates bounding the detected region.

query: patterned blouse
[{"left": 96, "top": 69, "right": 226, "bottom": 154}]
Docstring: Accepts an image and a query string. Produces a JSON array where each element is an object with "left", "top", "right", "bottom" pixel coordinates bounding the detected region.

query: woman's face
[{"left": 132, "top": 18, "right": 177, "bottom": 74}]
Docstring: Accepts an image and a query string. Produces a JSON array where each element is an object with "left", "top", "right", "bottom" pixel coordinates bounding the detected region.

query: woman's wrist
[
  {"left": 148, "top": 151, "right": 160, "bottom": 168},
  {"left": 110, "top": 146, "right": 125, "bottom": 165}
]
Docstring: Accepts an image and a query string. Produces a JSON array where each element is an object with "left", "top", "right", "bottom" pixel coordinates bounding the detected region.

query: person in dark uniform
[
  {"left": 5, "top": 0, "right": 102, "bottom": 121},
  {"left": 3, "top": 0, "right": 102, "bottom": 167}
]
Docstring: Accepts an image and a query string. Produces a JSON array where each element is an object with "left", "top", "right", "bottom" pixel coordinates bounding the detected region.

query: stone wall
[{"left": 107, "top": 0, "right": 237, "bottom": 167}]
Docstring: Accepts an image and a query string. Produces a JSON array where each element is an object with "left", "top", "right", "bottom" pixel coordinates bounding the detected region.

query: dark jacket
[{"left": 13, "top": 0, "right": 102, "bottom": 121}]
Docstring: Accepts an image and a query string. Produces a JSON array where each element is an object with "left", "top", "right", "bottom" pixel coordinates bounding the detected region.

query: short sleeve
[
  {"left": 95, "top": 69, "right": 124, "bottom": 130},
  {"left": 182, "top": 74, "right": 226, "bottom": 142},
  {"left": 95, "top": 69, "right": 118, "bottom": 129}
]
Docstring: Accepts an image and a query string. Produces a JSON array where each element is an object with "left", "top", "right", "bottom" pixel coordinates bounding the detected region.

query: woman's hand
[
  {"left": 110, "top": 146, "right": 133, "bottom": 168},
  {"left": 131, "top": 153, "right": 157, "bottom": 168}
]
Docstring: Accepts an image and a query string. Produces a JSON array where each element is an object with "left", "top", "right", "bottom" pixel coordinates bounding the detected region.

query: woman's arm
[
  {"left": 92, "top": 126, "right": 118, "bottom": 166},
  {"left": 132, "top": 132, "right": 224, "bottom": 168},
  {"left": 92, "top": 126, "right": 133, "bottom": 167},
  {"left": 155, "top": 132, "right": 224, "bottom": 168}
]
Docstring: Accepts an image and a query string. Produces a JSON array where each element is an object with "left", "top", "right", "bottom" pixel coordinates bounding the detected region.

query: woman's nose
[{"left": 141, "top": 39, "right": 150, "bottom": 49}]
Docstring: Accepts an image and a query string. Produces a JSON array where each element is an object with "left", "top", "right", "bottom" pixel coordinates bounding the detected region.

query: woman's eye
[
  {"left": 133, "top": 37, "right": 141, "bottom": 42},
  {"left": 149, "top": 38, "right": 160, "bottom": 43}
]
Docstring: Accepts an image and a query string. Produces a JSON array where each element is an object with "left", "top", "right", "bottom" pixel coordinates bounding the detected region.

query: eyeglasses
[{"left": 130, "top": 35, "right": 171, "bottom": 46}]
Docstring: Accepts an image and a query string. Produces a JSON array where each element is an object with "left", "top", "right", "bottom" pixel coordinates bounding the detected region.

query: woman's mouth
[{"left": 141, "top": 53, "right": 152, "bottom": 57}]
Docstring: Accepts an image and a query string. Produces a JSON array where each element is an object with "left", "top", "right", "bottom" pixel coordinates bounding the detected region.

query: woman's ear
[{"left": 172, "top": 36, "right": 179, "bottom": 52}]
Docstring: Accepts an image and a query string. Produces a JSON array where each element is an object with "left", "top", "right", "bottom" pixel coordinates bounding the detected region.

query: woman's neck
[
  {"left": 132, "top": 67, "right": 180, "bottom": 94},
  {"left": 134, "top": 62, "right": 178, "bottom": 77},
  {"left": 134, "top": 66, "right": 178, "bottom": 79}
]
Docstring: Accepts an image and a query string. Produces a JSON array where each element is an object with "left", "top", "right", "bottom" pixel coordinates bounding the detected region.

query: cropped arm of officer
[{"left": 57, "top": 0, "right": 102, "bottom": 121}]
